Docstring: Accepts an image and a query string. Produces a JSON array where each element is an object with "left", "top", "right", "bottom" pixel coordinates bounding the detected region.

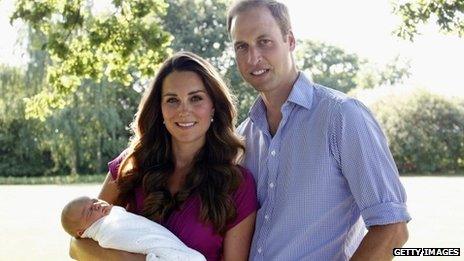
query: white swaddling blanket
[{"left": 81, "top": 206, "right": 205, "bottom": 261}]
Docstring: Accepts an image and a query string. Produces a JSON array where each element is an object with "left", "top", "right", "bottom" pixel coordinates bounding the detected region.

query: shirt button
[
  {"left": 269, "top": 182, "right": 275, "bottom": 188},
  {"left": 270, "top": 150, "right": 276, "bottom": 156},
  {"left": 257, "top": 247, "right": 262, "bottom": 254},
  {"left": 264, "top": 214, "right": 270, "bottom": 221}
]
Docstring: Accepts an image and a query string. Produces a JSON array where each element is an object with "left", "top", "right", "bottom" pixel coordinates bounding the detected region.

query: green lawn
[{"left": 0, "top": 174, "right": 106, "bottom": 185}]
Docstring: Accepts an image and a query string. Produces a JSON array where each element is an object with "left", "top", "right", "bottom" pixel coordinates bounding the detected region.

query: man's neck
[{"left": 261, "top": 70, "right": 299, "bottom": 136}]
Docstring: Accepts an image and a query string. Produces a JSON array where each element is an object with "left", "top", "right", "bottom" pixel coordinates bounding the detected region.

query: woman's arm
[
  {"left": 69, "top": 172, "right": 144, "bottom": 261},
  {"left": 98, "top": 172, "right": 120, "bottom": 203},
  {"left": 69, "top": 237, "right": 145, "bottom": 261},
  {"left": 222, "top": 211, "right": 256, "bottom": 261}
]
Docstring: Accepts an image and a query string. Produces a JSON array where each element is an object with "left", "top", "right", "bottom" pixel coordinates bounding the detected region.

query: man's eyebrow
[
  {"left": 257, "top": 34, "right": 271, "bottom": 39},
  {"left": 234, "top": 41, "right": 246, "bottom": 47}
]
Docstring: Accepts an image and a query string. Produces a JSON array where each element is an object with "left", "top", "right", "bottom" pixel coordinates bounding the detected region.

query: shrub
[{"left": 369, "top": 89, "right": 464, "bottom": 173}]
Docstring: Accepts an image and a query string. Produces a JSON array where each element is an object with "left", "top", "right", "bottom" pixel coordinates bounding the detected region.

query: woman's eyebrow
[{"left": 188, "top": 90, "right": 206, "bottom": 95}]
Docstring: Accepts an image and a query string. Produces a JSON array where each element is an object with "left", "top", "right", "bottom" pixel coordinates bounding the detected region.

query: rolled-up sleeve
[{"left": 333, "top": 99, "right": 411, "bottom": 227}]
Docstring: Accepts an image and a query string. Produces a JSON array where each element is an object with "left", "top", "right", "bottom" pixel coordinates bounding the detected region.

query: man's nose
[{"left": 247, "top": 47, "right": 262, "bottom": 65}]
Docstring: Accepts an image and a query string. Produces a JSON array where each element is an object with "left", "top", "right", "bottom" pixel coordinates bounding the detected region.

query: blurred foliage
[
  {"left": 371, "top": 89, "right": 464, "bottom": 173},
  {"left": 2, "top": 0, "right": 461, "bottom": 177},
  {"left": 393, "top": 0, "right": 464, "bottom": 40},
  {"left": 0, "top": 23, "right": 138, "bottom": 176},
  {"left": 0, "top": 65, "right": 52, "bottom": 177},
  {"left": 296, "top": 40, "right": 411, "bottom": 93},
  {"left": 11, "top": 0, "right": 171, "bottom": 120}
]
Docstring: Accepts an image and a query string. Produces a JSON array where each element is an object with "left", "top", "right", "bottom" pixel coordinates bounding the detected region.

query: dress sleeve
[
  {"left": 107, "top": 150, "right": 129, "bottom": 181},
  {"left": 332, "top": 99, "right": 411, "bottom": 227},
  {"left": 227, "top": 166, "right": 258, "bottom": 230}
]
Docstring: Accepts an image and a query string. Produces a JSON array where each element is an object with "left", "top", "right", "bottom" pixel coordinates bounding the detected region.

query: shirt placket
[{"left": 254, "top": 102, "right": 293, "bottom": 259}]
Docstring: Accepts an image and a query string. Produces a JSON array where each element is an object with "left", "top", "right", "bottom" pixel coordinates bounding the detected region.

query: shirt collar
[
  {"left": 248, "top": 71, "right": 314, "bottom": 123},
  {"left": 287, "top": 71, "right": 314, "bottom": 110}
]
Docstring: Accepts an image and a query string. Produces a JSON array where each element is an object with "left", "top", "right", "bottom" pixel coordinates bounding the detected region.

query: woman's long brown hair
[{"left": 116, "top": 51, "right": 245, "bottom": 235}]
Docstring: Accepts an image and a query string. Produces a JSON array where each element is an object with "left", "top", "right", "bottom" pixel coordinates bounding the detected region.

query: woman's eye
[
  {"left": 166, "top": 98, "right": 178, "bottom": 103},
  {"left": 191, "top": 95, "right": 203, "bottom": 102}
]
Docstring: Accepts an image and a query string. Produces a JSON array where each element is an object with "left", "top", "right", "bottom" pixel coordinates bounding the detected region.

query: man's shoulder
[
  {"left": 236, "top": 117, "right": 253, "bottom": 136},
  {"left": 312, "top": 83, "right": 353, "bottom": 106}
]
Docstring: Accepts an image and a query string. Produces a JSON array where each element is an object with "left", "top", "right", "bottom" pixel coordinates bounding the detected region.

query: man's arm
[
  {"left": 350, "top": 222, "right": 408, "bottom": 261},
  {"left": 69, "top": 237, "right": 145, "bottom": 261}
]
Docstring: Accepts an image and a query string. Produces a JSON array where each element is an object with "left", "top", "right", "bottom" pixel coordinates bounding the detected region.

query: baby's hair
[{"left": 61, "top": 196, "right": 90, "bottom": 238}]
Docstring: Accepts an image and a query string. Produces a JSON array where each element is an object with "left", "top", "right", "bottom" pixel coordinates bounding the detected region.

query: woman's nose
[{"left": 178, "top": 102, "right": 191, "bottom": 117}]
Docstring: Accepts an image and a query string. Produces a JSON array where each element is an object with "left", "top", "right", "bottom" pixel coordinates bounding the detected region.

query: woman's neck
[{"left": 171, "top": 141, "right": 203, "bottom": 171}]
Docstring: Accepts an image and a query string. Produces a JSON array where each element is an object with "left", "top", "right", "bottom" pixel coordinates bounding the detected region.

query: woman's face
[{"left": 161, "top": 70, "right": 215, "bottom": 150}]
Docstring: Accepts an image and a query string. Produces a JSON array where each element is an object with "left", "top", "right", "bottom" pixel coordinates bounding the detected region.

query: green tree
[
  {"left": 296, "top": 40, "right": 410, "bottom": 93},
  {"left": 296, "top": 40, "right": 361, "bottom": 93},
  {"left": 354, "top": 56, "right": 411, "bottom": 90},
  {"left": 371, "top": 89, "right": 464, "bottom": 173},
  {"left": 5, "top": 24, "right": 139, "bottom": 176},
  {"left": 393, "top": 0, "right": 464, "bottom": 40},
  {"left": 0, "top": 65, "right": 52, "bottom": 176},
  {"left": 11, "top": 0, "right": 171, "bottom": 120}
]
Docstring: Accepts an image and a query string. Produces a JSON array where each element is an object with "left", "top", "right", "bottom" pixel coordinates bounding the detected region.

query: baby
[{"left": 61, "top": 196, "right": 205, "bottom": 261}]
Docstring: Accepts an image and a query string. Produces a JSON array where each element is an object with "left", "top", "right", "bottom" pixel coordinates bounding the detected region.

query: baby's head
[{"left": 61, "top": 196, "right": 113, "bottom": 238}]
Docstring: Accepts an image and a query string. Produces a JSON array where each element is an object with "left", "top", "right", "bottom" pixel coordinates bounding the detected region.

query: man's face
[{"left": 230, "top": 6, "right": 295, "bottom": 94}]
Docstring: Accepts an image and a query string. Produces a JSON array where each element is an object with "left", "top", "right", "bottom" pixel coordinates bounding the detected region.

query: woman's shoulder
[
  {"left": 236, "top": 165, "right": 256, "bottom": 186},
  {"left": 108, "top": 149, "right": 131, "bottom": 180},
  {"left": 226, "top": 165, "right": 258, "bottom": 230}
]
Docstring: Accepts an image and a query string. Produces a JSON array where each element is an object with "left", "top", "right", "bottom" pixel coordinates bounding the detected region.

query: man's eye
[
  {"left": 260, "top": 39, "right": 271, "bottom": 45},
  {"left": 235, "top": 44, "right": 246, "bottom": 51}
]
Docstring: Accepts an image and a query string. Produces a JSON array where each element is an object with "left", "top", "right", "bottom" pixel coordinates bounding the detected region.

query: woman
[{"left": 70, "top": 52, "right": 257, "bottom": 260}]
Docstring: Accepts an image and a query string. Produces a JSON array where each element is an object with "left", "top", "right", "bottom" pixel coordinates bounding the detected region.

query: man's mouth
[{"left": 250, "top": 69, "right": 270, "bottom": 76}]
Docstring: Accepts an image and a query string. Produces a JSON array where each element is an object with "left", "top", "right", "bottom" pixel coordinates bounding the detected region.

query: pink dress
[{"left": 108, "top": 152, "right": 258, "bottom": 261}]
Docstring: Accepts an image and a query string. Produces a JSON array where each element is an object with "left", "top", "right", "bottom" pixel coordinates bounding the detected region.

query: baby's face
[{"left": 75, "top": 197, "right": 113, "bottom": 234}]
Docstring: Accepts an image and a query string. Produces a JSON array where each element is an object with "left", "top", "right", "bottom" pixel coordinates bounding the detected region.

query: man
[{"left": 227, "top": 0, "right": 411, "bottom": 260}]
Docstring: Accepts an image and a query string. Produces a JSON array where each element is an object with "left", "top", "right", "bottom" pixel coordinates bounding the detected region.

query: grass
[
  {"left": 0, "top": 174, "right": 106, "bottom": 185},
  {"left": 1, "top": 172, "right": 463, "bottom": 185}
]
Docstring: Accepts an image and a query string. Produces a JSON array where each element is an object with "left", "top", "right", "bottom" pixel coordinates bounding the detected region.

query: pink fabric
[{"left": 108, "top": 152, "right": 258, "bottom": 261}]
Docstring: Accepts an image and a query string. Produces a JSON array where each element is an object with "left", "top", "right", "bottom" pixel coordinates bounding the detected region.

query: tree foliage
[
  {"left": 11, "top": 0, "right": 171, "bottom": 120},
  {"left": 371, "top": 89, "right": 464, "bottom": 173},
  {"left": 295, "top": 40, "right": 411, "bottom": 93},
  {"left": 0, "top": 65, "right": 52, "bottom": 176},
  {"left": 393, "top": 0, "right": 464, "bottom": 40}
]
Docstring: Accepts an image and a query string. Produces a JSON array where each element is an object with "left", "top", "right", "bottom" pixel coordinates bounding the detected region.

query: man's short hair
[{"left": 227, "top": 0, "right": 292, "bottom": 37}]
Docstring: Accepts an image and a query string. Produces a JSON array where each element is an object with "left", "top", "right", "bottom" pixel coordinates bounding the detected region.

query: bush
[{"left": 369, "top": 89, "right": 464, "bottom": 173}]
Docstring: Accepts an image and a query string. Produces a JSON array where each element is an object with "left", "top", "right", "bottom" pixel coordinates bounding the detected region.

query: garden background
[{"left": 0, "top": 0, "right": 463, "bottom": 259}]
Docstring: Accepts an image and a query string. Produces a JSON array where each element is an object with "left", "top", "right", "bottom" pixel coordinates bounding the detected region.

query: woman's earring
[
  {"left": 163, "top": 120, "right": 165, "bottom": 125},
  {"left": 211, "top": 118, "right": 214, "bottom": 122}
]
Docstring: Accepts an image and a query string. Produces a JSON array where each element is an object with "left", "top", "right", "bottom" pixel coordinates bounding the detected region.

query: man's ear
[{"left": 287, "top": 30, "right": 296, "bottom": 51}]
